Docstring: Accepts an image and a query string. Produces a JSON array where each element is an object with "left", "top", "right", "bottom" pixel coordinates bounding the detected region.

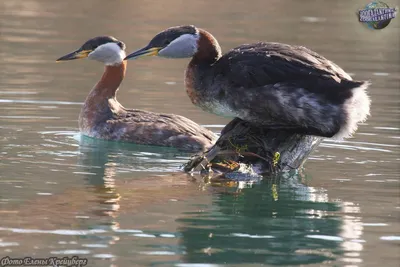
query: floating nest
[{"left": 184, "top": 118, "right": 322, "bottom": 180}]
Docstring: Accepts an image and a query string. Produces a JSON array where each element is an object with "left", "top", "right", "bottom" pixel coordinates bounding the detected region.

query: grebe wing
[
  {"left": 224, "top": 81, "right": 346, "bottom": 137},
  {"left": 112, "top": 109, "right": 216, "bottom": 142},
  {"left": 213, "top": 42, "right": 352, "bottom": 89},
  {"left": 206, "top": 43, "right": 369, "bottom": 138}
]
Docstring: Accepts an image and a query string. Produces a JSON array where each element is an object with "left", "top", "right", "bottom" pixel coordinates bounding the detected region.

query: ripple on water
[
  {"left": 139, "top": 251, "right": 176, "bottom": 255},
  {"left": 113, "top": 229, "right": 143, "bottom": 233},
  {"left": 0, "top": 242, "right": 19, "bottom": 247},
  {"left": 320, "top": 141, "right": 394, "bottom": 153},
  {"left": 350, "top": 239, "right": 366, "bottom": 243},
  {"left": 301, "top": 16, "right": 327, "bottom": 23},
  {"left": 72, "top": 172, "right": 97, "bottom": 176},
  {"left": 50, "top": 250, "right": 91, "bottom": 255},
  {"left": 0, "top": 91, "right": 38, "bottom": 95},
  {"left": 93, "top": 254, "right": 115, "bottom": 259},
  {"left": 373, "top": 72, "right": 389, "bottom": 76},
  {"left": 306, "top": 235, "right": 344, "bottom": 242},
  {"left": 133, "top": 233, "right": 157, "bottom": 238},
  {"left": 0, "top": 227, "right": 107, "bottom": 235},
  {"left": 0, "top": 115, "right": 60, "bottom": 119},
  {"left": 175, "top": 264, "right": 222, "bottom": 267},
  {"left": 374, "top": 126, "right": 399, "bottom": 131},
  {"left": 380, "top": 236, "right": 400, "bottom": 241},
  {"left": 159, "top": 234, "right": 176, "bottom": 238},
  {"left": 81, "top": 244, "right": 108, "bottom": 248},
  {"left": 0, "top": 99, "right": 82, "bottom": 105},
  {"left": 230, "top": 233, "right": 275, "bottom": 239},
  {"left": 361, "top": 223, "right": 387, "bottom": 226},
  {"left": 39, "top": 130, "right": 80, "bottom": 136}
]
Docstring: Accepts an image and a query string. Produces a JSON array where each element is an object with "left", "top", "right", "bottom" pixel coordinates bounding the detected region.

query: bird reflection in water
[
  {"left": 175, "top": 171, "right": 365, "bottom": 265},
  {"left": 75, "top": 135, "right": 365, "bottom": 265},
  {"left": 76, "top": 134, "right": 194, "bottom": 221}
]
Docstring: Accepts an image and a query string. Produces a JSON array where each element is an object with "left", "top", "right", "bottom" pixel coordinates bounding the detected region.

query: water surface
[{"left": 0, "top": 0, "right": 399, "bottom": 266}]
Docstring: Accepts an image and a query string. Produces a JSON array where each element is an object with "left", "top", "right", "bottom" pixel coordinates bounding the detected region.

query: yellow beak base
[{"left": 56, "top": 49, "right": 92, "bottom": 62}]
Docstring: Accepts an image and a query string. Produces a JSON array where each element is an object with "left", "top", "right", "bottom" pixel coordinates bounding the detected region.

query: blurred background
[{"left": 0, "top": 0, "right": 399, "bottom": 266}]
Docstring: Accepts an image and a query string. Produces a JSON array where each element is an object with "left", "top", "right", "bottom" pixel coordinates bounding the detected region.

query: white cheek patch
[
  {"left": 88, "top": 43, "right": 126, "bottom": 65},
  {"left": 158, "top": 33, "right": 199, "bottom": 58}
]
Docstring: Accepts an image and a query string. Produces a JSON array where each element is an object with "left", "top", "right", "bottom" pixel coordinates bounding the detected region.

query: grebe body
[
  {"left": 125, "top": 26, "right": 370, "bottom": 139},
  {"left": 57, "top": 36, "right": 216, "bottom": 152}
]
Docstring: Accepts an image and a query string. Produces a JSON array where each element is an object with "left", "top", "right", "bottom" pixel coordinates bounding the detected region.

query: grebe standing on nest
[
  {"left": 56, "top": 36, "right": 217, "bottom": 152},
  {"left": 125, "top": 25, "right": 371, "bottom": 139}
]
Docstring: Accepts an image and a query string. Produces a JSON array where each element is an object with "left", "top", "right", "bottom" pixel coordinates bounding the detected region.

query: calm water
[{"left": 1, "top": 0, "right": 400, "bottom": 266}]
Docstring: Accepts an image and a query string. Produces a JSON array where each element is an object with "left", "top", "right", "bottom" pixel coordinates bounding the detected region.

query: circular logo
[{"left": 358, "top": 1, "right": 397, "bottom": 30}]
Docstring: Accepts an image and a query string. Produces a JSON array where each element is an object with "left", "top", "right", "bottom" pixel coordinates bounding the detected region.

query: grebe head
[
  {"left": 56, "top": 36, "right": 126, "bottom": 66},
  {"left": 125, "top": 25, "right": 200, "bottom": 60}
]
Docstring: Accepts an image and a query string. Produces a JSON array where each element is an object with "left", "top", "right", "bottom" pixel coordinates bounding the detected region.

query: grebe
[
  {"left": 56, "top": 36, "right": 217, "bottom": 152},
  {"left": 125, "top": 25, "right": 371, "bottom": 139}
]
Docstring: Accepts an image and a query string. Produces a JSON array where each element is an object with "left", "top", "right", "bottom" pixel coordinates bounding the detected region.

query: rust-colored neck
[
  {"left": 79, "top": 61, "right": 127, "bottom": 132},
  {"left": 186, "top": 30, "right": 222, "bottom": 100},
  {"left": 191, "top": 29, "right": 222, "bottom": 66},
  {"left": 93, "top": 61, "right": 127, "bottom": 98}
]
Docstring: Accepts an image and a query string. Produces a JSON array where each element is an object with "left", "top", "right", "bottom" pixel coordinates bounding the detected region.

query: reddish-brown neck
[
  {"left": 79, "top": 61, "right": 127, "bottom": 131},
  {"left": 191, "top": 29, "right": 222, "bottom": 65},
  {"left": 93, "top": 60, "right": 127, "bottom": 98}
]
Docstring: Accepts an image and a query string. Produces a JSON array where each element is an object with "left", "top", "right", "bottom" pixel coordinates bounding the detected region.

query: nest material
[{"left": 184, "top": 118, "right": 323, "bottom": 179}]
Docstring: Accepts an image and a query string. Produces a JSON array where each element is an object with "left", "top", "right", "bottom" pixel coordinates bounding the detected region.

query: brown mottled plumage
[
  {"left": 125, "top": 25, "right": 371, "bottom": 140},
  {"left": 57, "top": 36, "right": 217, "bottom": 152}
]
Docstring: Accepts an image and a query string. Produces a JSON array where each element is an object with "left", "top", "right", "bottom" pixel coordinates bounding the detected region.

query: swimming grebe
[
  {"left": 125, "top": 26, "right": 371, "bottom": 139},
  {"left": 56, "top": 36, "right": 217, "bottom": 152}
]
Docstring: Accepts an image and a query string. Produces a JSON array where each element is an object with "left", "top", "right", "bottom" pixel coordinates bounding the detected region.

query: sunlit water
[{"left": 0, "top": 0, "right": 399, "bottom": 266}]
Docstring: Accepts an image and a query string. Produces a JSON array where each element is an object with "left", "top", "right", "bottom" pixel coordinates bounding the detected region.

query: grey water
[{"left": 0, "top": 0, "right": 399, "bottom": 266}]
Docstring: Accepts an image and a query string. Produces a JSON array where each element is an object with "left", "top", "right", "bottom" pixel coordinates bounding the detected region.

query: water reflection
[
  {"left": 78, "top": 135, "right": 189, "bottom": 173},
  {"left": 76, "top": 137, "right": 364, "bottom": 265},
  {"left": 0, "top": 131, "right": 372, "bottom": 266},
  {"left": 72, "top": 136, "right": 199, "bottom": 263},
  {"left": 78, "top": 137, "right": 121, "bottom": 219},
  {"left": 339, "top": 202, "right": 364, "bottom": 265},
  {"left": 1, "top": 0, "right": 399, "bottom": 265},
  {"left": 176, "top": 173, "right": 364, "bottom": 265},
  {"left": 76, "top": 135, "right": 192, "bottom": 219}
]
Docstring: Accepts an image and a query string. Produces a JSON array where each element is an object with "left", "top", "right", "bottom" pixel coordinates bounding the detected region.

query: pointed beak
[
  {"left": 56, "top": 49, "right": 92, "bottom": 62},
  {"left": 124, "top": 46, "right": 161, "bottom": 60}
]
